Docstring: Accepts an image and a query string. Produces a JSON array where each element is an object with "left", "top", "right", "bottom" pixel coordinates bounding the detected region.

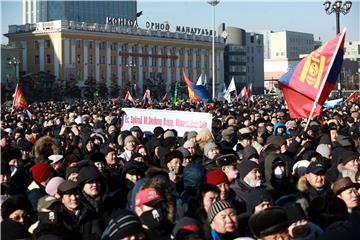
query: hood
[
  {"left": 274, "top": 122, "right": 286, "bottom": 136},
  {"left": 183, "top": 163, "right": 205, "bottom": 188},
  {"left": 264, "top": 153, "right": 291, "bottom": 189}
]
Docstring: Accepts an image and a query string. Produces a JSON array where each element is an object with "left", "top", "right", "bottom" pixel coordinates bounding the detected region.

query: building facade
[
  {"left": 23, "top": 0, "right": 137, "bottom": 24},
  {"left": 5, "top": 20, "right": 224, "bottom": 96},
  {"left": 246, "top": 32, "right": 264, "bottom": 94},
  {"left": 345, "top": 41, "right": 360, "bottom": 61}
]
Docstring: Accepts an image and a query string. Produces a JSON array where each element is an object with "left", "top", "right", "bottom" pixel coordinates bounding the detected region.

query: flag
[
  {"left": 182, "top": 68, "right": 211, "bottom": 103},
  {"left": 25, "top": 109, "right": 33, "bottom": 119},
  {"left": 162, "top": 93, "right": 169, "bottom": 101},
  {"left": 173, "top": 78, "right": 178, "bottom": 105},
  {"left": 13, "top": 83, "right": 28, "bottom": 109},
  {"left": 345, "top": 92, "right": 358, "bottom": 103},
  {"left": 223, "top": 77, "right": 236, "bottom": 102},
  {"left": 196, "top": 74, "right": 207, "bottom": 86},
  {"left": 94, "top": 90, "right": 99, "bottom": 97},
  {"left": 124, "top": 91, "right": 135, "bottom": 105},
  {"left": 278, "top": 30, "right": 346, "bottom": 119},
  {"left": 324, "top": 98, "right": 343, "bottom": 109},
  {"left": 136, "top": 11, "right": 143, "bottom": 17},
  {"left": 141, "top": 89, "right": 151, "bottom": 107},
  {"left": 239, "top": 86, "right": 247, "bottom": 99},
  {"left": 247, "top": 83, "right": 252, "bottom": 103}
]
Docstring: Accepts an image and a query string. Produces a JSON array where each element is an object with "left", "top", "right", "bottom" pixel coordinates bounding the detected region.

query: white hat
[{"left": 48, "top": 154, "right": 64, "bottom": 164}]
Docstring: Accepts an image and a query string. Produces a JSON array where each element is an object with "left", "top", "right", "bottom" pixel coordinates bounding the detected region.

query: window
[
  {"left": 102, "top": 56, "right": 105, "bottom": 64},
  {"left": 89, "top": 41, "right": 93, "bottom": 49},
  {"left": 77, "top": 55, "right": 81, "bottom": 64},
  {"left": 34, "top": 40, "right": 39, "bottom": 49},
  {"left": 46, "top": 54, "right": 51, "bottom": 64},
  {"left": 76, "top": 40, "right": 81, "bottom": 48},
  {"left": 90, "top": 55, "right": 93, "bottom": 64},
  {"left": 34, "top": 55, "right": 39, "bottom": 64},
  {"left": 45, "top": 40, "right": 51, "bottom": 48}
]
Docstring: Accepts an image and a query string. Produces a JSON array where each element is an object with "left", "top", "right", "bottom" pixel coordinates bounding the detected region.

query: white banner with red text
[{"left": 121, "top": 108, "right": 212, "bottom": 136}]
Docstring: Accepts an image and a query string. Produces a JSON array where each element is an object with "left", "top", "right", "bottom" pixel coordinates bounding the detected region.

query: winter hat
[
  {"left": 206, "top": 168, "right": 229, "bottom": 186},
  {"left": 339, "top": 150, "right": 359, "bottom": 165},
  {"left": 122, "top": 160, "right": 145, "bottom": 178},
  {"left": 248, "top": 206, "right": 289, "bottom": 238},
  {"left": 153, "top": 126, "right": 164, "bottom": 138},
  {"left": 221, "top": 127, "right": 234, "bottom": 140},
  {"left": 266, "top": 135, "right": 285, "bottom": 147},
  {"left": 242, "top": 146, "right": 259, "bottom": 161},
  {"left": 183, "top": 163, "right": 205, "bottom": 188},
  {"left": 246, "top": 188, "right": 273, "bottom": 213},
  {"left": 164, "top": 150, "right": 183, "bottom": 163},
  {"left": 292, "top": 160, "right": 310, "bottom": 177},
  {"left": 101, "top": 146, "right": 116, "bottom": 156},
  {"left": 316, "top": 144, "right": 331, "bottom": 159},
  {"left": 0, "top": 219, "right": 31, "bottom": 240},
  {"left": 163, "top": 129, "right": 176, "bottom": 139},
  {"left": 1, "top": 195, "right": 32, "bottom": 219},
  {"left": 172, "top": 217, "right": 204, "bottom": 240},
  {"left": 186, "top": 131, "right": 198, "bottom": 140},
  {"left": 332, "top": 177, "right": 360, "bottom": 196},
  {"left": 183, "top": 140, "right": 196, "bottom": 149},
  {"left": 102, "top": 209, "right": 144, "bottom": 240},
  {"left": 48, "top": 154, "right": 64, "bottom": 164},
  {"left": 237, "top": 160, "right": 259, "bottom": 179},
  {"left": 204, "top": 142, "right": 218, "bottom": 157},
  {"left": 45, "top": 176, "right": 65, "bottom": 196},
  {"left": 208, "top": 200, "right": 233, "bottom": 223},
  {"left": 57, "top": 180, "right": 79, "bottom": 196},
  {"left": 214, "top": 154, "right": 237, "bottom": 167},
  {"left": 305, "top": 161, "right": 325, "bottom": 174},
  {"left": 135, "top": 187, "right": 163, "bottom": 207},
  {"left": 37, "top": 195, "right": 59, "bottom": 211},
  {"left": 32, "top": 163, "right": 53, "bottom": 183},
  {"left": 65, "top": 166, "right": 79, "bottom": 180},
  {"left": 282, "top": 202, "right": 306, "bottom": 224},
  {"left": 335, "top": 135, "right": 352, "bottom": 147},
  {"left": 124, "top": 135, "right": 137, "bottom": 145},
  {"left": 162, "top": 136, "right": 178, "bottom": 149},
  {"left": 177, "top": 147, "right": 191, "bottom": 159},
  {"left": 76, "top": 165, "right": 101, "bottom": 187}
]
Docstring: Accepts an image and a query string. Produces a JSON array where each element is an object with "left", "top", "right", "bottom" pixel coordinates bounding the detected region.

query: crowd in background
[{"left": 1, "top": 96, "right": 360, "bottom": 240}]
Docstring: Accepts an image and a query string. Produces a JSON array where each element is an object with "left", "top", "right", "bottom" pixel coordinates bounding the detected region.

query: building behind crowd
[
  {"left": 23, "top": 0, "right": 137, "bottom": 24},
  {"left": 5, "top": 20, "right": 225, "bottom": 96}
]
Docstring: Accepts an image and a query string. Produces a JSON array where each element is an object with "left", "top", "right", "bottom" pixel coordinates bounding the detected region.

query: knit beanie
[
  {"left": 102, "top": 209, "right": 144, "bottom": 240},
  {"left": 206, "top": 168, "right": 229, "bottom": 186},
  {"left": 32, "top": 163, "right": 53, "bottom": 183},
  {"left": 208, "top": 200, "right": 233, "bottom": 223},
  {"left": 183, "top": 140, "right": 196, "bottom": 149},
  {"left": 340, "top": 150, "right": 359, "bottom": 165},
  {"left": 124, "top": 135, "right": 137, "bottom": 145},
  {"left": 237, "top": 160, "right": 259, "bottom": 179},
  {"left": 204, "top": 142, "right": 218, "bottom": 157},
  {"left": 76, "top": 165, "right": 101, "bottom": 187},
  {"left": 1, "top": 195, "right": 32, "bottom": 219},
  {"left": 316, "top": 144, "right": 331, "bottom": 159},
  {"left": 45, "top": 177, "right": 65, "bottom": 196}
]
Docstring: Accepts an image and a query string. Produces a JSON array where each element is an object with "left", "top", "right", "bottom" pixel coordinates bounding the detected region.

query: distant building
[
  {"left": 23, "top": 0, "right": 137, "bottom": 24},
  {"left": 344, "top": 41, "right": 360, "bottom": 61},
  {"left": 5, "top": 20, "right": 224, "bottom": 96},
  {"left": 263, "top": 30, "right": 314, "bottom": 82},
  {"left": 1, "top": 45, "right": 21, "bottom": 89},
  {"left": 246, "top": 32, "right": 264, "bottom": 94}
]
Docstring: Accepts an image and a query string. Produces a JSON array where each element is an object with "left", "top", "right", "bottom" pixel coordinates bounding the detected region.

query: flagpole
[
  {"left": 303, "top": 28, "right": 346, "bottom": 131},
  {"left": 11, "top": 83, "right": 19, "bottom": 111}
]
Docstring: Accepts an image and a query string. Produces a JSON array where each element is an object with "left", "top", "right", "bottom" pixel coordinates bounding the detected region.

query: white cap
[{"left": 48, "top": 154, "right": 64, "bottom": 164}]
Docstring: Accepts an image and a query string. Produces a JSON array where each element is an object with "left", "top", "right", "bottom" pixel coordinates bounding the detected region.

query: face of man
[
  {"left": 222, "top": 165, "right": 237, "bottom": 182},
  {"left": 186, "top": 145, "right": 196, "bottom": 156},
  {"left": 105, "top": 151, "right": 116, "bottom": 166},
  {"left": 126, "top": 172, "right": 142, "bottom": 184},
  {"left": 338, "top": 187, "right": 359, "bottom": 212},
  {"left": 94, "top": 161, "right": 105, "bottom": 173},
  {"left": 167, "top": 158, "right": 181, "bottom": 175},
  {"left": 61, "top": 192, "right": 80, "bottom": 213},
  {"left": 217, "top": 182, "right": 230, "bottom": 200},
  {"left": 344, "top": 159, "right": 359, "bottom": 172},
  {"left": 86, "top": 141, "right": 94, "bottom": 152},
  {"left": 126, "top": 140, "right": 136, "bottom": 151},
  {"left": 243, "top": 168, "right": 261, "bottom": 186},
  {"left": 203, "top": 191, "right": 219, "bottom": 212},
  {"left": 330, "top": 129, "right": 338, "bottom": 143},
  {"left": 261, "top": 231, "right": 290, "bottom": 240},
  {"left": 0, "top": 136, "right": 10, "bottom": 148},
  {"left": 210, "top": 208, "right": 238, "bottom": 235},
  {"left": 9, "top": 209, "right": 29, "bottom": 225},
  {"left": 83, "top": 180, "right": 101, "bottom": 198},
  {"left": 254, "top": 201, "right": 271, "bottom": 214},
  {"left": 305, "top": 172, "right": 325, "bottom": 189},
  {"left": 207, "top": 147, "right": 220, "bottom": 160},
  {"left": 131, "top": 131, "right": 141, "bottom": 139}
]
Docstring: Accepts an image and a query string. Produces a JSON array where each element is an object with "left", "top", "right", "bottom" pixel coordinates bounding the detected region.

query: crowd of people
[{"left": 1, "top": 96, "right": 360, "bottom": 240}]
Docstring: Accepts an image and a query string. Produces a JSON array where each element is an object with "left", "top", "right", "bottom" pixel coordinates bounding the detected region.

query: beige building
[{"left": 5, "top": 20, "right": 224, "bottom": 95}]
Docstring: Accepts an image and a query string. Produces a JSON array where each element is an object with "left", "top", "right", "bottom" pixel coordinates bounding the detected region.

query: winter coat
[{"left": 27, "top": 180, "right": 47, "bottom": 212}]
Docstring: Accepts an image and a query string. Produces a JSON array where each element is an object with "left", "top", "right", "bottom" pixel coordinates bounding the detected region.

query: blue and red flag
[
  {"left": 141, "top": 89, "right": 151, "bottom": 107},
  {"left": 279, "top": 30, "right": 346, "bottom": 119},
  {"left": 182, "top": 68, "right": 211, "bottom": 103}
]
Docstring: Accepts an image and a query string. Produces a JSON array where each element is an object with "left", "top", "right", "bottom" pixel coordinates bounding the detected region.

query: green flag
[
  {"left": 173, "top": 79, "right": 178, "bottom": 105},
  {"left": 94, "top": 90, "right": 99, "bottom": 97}
]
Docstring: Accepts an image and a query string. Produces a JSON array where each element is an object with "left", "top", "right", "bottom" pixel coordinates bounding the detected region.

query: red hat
[
  {"left": 32, "top": 163, "right": 53, "bottom": 183},
  {"left": 206, "top": 168, "right": 229, "bottom": 186},
  {"left": 135, "top": 188, "right": 163, "bottom": 207}
]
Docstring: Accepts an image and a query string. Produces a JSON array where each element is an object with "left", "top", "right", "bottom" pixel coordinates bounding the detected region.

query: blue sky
[{"left": 1, "top": 0, "right": 359, "bottom": 44}]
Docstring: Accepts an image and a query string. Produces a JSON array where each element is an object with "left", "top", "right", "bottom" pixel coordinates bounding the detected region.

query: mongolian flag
[
  {"left": 182, "top": 68, "right": 211, "bottom": 103},
  {"left": 124, "top": 91, "right": 135, "bottom": 105},
  {"left": 278, "top": 30, "right": 346, "bottom": 119},
  {"left": 141, "top": 89, "right": 151, "bottom": 107},
  {"left": 247, "top": 84, "right": 252, "bottom": 103},
  {"left": 345, "top": 92, "right": 358, "bottom": 103},
  {"left": 13, "top": 83, "right": 28, "bottom": 110}
]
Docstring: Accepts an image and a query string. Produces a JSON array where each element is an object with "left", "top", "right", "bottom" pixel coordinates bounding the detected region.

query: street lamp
[
  {"left": 323, "top": 0, "right": 352, "bottom": 97},
  {"left": 208, "top": 0, "right": 220, "bottom": 100},
  {"left": 8, "top": 57, "right": 20, "bottom": 85}
]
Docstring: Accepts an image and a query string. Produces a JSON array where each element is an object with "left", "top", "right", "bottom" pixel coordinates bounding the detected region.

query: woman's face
[
  {"left": 138, "top": 147, "right": 147, "bottom": 157},
  {"left": 86, "top": 140, "right": 94, "bottom": 152}
]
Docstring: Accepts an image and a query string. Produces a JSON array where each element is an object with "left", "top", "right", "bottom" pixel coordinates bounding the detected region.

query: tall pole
[
  {"left": 212, "top": 5, "right": 215, "bottom": 99},
  {"left": 208, "top": 0, "right": 219, "bottom": 100}
]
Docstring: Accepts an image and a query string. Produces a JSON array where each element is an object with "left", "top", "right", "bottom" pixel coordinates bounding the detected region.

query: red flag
[
  {"left": 247, "top": 84, "right": 252, "bottom": 103},
  {"left": 279, "top": 30, "right": 346, "bottom": 119},
  {"left": 345, "top": 92, "right": 358, "bottom": 103},
  {"left": 13, "top": 84, "right": 28, "bottom": 109},
  {"left": 124, "top": 91, "right": 135, "bottom": 105},
  {"left": 162, "top": 93, "right": 169, "bottom": 101}
]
